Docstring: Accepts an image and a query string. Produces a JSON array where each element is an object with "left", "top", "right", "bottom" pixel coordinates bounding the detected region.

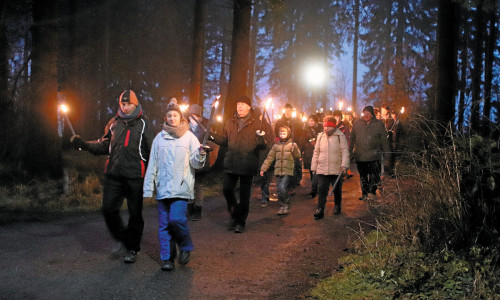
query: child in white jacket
[{"left": 143, "top": 101, "right": 206, "bottom": 271}]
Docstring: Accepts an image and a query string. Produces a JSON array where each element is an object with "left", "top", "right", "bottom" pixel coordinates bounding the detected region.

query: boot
[
  {"left": 187, "top": 203, "right": 194, "bottom": 218},
  {"left": 191, "top": 205, "right": 202, "bottom": 221},
  {"left": 334, "top": 204, "right": 341, "bottom": 215},
  {"left": 313, "top": 208, "right": 324, "bottom": 220}
]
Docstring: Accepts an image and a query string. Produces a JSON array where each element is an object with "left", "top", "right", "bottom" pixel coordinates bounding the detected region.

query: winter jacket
[
  {"left": 212, "top": 109, "right": 273, "bottom": 176},
  {"left": 311, "top": 130, "right": 350, "bottom": 175},
  {"left": 86, "top": 114, "right": 153, "bottom": 179},
  {"left": 260, "top": 139, "right": 301, "bottom": 176},
  {"left": 143, "top": 129, "right": 206, "bottom": 200},
  {"left": 349, "top": 117, "right": 390, "bottom": 162},
  {"left": 302, "top": 123, "right": 323, "bottom": 170}
]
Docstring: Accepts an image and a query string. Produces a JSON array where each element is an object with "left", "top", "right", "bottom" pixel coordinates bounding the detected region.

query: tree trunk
[
  {"left": 225, "top": 0, "right": 251, "bottom": 122},
  {"left": 457, "top": 13, "right": 469, "bottom": 132},
  {"left": 27, "top": 0, "right": 63, "bottom": 178},
  {"left": 469, "top": 0, "right": 485, "bottom": 132},
  {"left": 0, "top": 15, "right": 12, "bottom": 160},
  {"left": 190, "top": 0, "right": 208, "bottom": 106},
  {"left": 482, "top": 1, "right": 496, "bottom": 136},
  {"left": 248, "top": 1, "right": 259, "bottom": 101},
  {"left": 433, "top": 0, "right": 458, "bottom": 127},
  {"left": 352, "top": 0, "right": 360, "bottom": 113}
]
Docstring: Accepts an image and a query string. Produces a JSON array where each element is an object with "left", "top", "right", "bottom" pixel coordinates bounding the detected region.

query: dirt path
[{"left": 0, "top": 172, "right": 375, "bottom": 299}]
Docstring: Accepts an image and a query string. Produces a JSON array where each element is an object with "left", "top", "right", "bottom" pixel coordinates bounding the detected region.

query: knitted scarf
[{"left": 162, "top": 119, "right": 189, "bottom": 138}]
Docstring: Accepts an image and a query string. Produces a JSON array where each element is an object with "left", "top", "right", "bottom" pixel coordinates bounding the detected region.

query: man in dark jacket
[
  {"left": 70, "top": 89, "right": 154, "bottom": 263},
  {"left": 212, "top": 96, "right": 274, "bottom": 233},
  {"left": 349, "top": 105, "right": 390, "bottom": 201}
]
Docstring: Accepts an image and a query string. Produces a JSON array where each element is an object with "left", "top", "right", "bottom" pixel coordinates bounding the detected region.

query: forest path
[{"left": 0, "top": 171, "right": 377, "bottom": 299}]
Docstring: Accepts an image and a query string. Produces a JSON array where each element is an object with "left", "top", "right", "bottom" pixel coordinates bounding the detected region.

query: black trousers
[
  {"left": 102, "top": 177, "right": 144, "bottom": 252},
  {"left": 317, "top": 174, "right": 343, "bottom": 211},
  {"left": 356, "top": 160, "right": 381, "bottom": 196},
  {"left": 222, "top": 173, "right": 254, "bottom": 226}
]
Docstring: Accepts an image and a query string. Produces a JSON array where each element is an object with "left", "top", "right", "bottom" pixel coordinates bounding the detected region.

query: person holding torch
[
  {"left": 210, "top": 95, "right": 274, "bottom": 233},
  {"left": 69, "top": 89, "right": 154, "bottom": 264}
]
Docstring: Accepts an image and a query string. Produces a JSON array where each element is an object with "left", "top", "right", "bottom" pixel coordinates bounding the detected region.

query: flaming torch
[
  {"left": 400, "top": 107, "right": 405, "bottom": 114},
  {"left": 291, "top": 110, "right": 297, "bottom": 141},
  {"left": 338, "top": 101, "right": 344, "bottom": 111},
  {"left": 201, "top": 95, "right": 220, "bottom": 150},
  {"left": 257, "top": 97, "right": 272, "bottom": 136},
  {"left": 59, "top": 104, "right": 76, "bottom": 136}
]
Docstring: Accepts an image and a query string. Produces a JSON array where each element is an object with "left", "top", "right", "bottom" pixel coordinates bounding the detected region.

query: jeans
[
  {"left": 260, "top": 170, "right": 271, "bottom": 203},
  {"left": 317, "top": 174, "right": 343, "bottom": 211},
  {"left": 356, "top": 160, "right": 381, "bottom": 196},
  {"left": 222, "top": 173, "right": 254, "bottom": 226},
  {"left": 157, "top": 199, "right": 194, "bottom": 261},
  {"left": 102, "top": 177, "right": 144, "bottom": 252},
  {"left": 276, "top": 175, "right": 292, "bottom": 205}
]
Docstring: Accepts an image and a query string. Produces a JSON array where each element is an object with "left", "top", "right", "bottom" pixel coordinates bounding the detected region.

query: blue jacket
[{"left": 143, "top": 128, "right": 206, "bottom": 200}]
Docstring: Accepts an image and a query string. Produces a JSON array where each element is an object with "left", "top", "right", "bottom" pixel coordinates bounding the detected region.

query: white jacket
[
  {"left": 143, "top": 130, "right": 205, "bottom": 200},
  {"left": 311, "top": 130, "right": 350, "bottom": 175}
]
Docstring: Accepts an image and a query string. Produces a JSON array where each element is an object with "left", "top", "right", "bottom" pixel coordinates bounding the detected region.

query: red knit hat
[{"left": 323, "top": 116, "right": 337, "bottom": 128}]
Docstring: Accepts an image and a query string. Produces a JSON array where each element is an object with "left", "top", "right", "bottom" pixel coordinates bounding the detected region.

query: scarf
[
  {"left": 162, "top": 119, "right": 189, "bottom": 138},
  {"left": 117, "top": 103, "right": 143, "bottom": 122}
]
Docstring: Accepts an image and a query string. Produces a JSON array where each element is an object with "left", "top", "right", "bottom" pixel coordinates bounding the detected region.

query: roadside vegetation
[
  {"left": 312, "top": 117, "right": 500, "bottom": 299},
  {"left": 0, "top": 150, "right": 223, "bottom": 224}
]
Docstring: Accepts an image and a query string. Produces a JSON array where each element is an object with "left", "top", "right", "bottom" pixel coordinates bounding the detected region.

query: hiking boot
[
  {"left": 334, "top": 205, "right": 341, "bottom": 215},
  {"left": 227, "top": 220, "right": 236, "bottom": 231},
  {"left": 110, "top": 242, "right": 126, "bottom": 259},
  {"left": 161, "top": 259, "right": 175, "bottom": 271},
  {"left": 313, "top": 209, "right": 324, "bottom": 220},
  {"left": 123, "top": 250, "right": 137, "bottom": 263},
  {"left": 277, "top": 206, "right": 285, "bottom": 215},
  {"left": 234, "top": 224, "right": 246, "bottom": 233},
  {"left": 178, "top": 251, "right": 191, "bottom": 265},
  {"left": 309, "top": 191, "right": 316, "bottom": 198}
]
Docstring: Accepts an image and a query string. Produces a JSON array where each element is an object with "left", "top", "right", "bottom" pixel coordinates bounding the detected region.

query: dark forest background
[{"left": 0, "top": 0, "right": 498, "bottom": 179}]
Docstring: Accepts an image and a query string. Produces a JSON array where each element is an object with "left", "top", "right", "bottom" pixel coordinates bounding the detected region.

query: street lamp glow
[
  {"left": 59, "top": 104, "right": 69, "bottom": 113},
  {"left": 304, "top": 63, "right": 326, "bottom": 87}
]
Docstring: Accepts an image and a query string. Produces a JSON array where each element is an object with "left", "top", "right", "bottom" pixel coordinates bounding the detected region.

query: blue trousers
[
  {"left": 276, "top": 175, "right": 292, "bottom": 205},
  {"left": 157, "top": 199, "right": 194, "bottom": 261}
]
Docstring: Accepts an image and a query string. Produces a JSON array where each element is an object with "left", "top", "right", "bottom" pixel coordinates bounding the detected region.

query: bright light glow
[
  {"left": 276, "top": 115, "right": 282, "bottom": 120},
  {"left": 265, "top": 97, "right": 272, "bottom": 109},
  {"left": 214, "top": 100, "right": 219, "bottom": 108},
  {"left": 180, "top": 104, "right": 189, "bottom": 112},
  {"left": 320, "top": 108, "right": 323, "bottom": 113},
  {"left": 59, "top": 104, "right": 69, "bottom": 113},
  {"left": 216, "top": 115, "right": 222, "bottom": 122},
  {"left": 292, "top": 111, "right": 297, "bottom": 118},
  {"left": 302, "top": 116, "right": 307, "bottom": 122},
  {"left": 401, "top": 107, "right": 405, "bottom": 114},
  {"left": 347, "top": 106, "right": 352, "bottom": 112},
  {"left": 282, "top": 108, "right": 285, "bottom": 114},
  {"left": 339, "top": 101, "right": 343, "bottom": 110},
  {"left": 304, "top": 63, "right": 326, "bottom": 87},
  {"left": 329, "top": 107, "right": 333, "bottom": 111}
]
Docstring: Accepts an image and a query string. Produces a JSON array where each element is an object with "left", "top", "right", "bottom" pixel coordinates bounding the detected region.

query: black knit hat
[
  {"left": 362, "top": 106, "right": 375, "bottom": 118},
  {"left": 236, "top": 96, "right": 252, "bottom": 107},
  {"left": 119, "top": 90, "right": 139, "bottom": 106}
]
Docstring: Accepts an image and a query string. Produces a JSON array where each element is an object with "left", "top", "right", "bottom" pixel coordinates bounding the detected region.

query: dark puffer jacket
[
  {"left": 86, "top": 114, "right": 154, "bottom": 179},
  {"left": 213, "top": 109, "right": 273, "bottom": 176},
  {"left": 349, "top": 117, "right": 390, "bottom": 162}
]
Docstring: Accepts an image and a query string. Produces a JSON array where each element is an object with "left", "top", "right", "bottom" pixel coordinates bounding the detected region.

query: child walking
[
  {"left": 143, "top": 101, "right": 206, "bottom": 271},
  {"left": 260, "top": 126, "right": 301, "bottom": 215}
]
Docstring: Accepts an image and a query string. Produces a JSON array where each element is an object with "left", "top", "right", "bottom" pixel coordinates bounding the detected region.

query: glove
[
  {"left": 199, "top": 146, "right": 207, "bottom": 157},
  {"left": 70, "top": 135, "right": 88, "bottom": 151}
]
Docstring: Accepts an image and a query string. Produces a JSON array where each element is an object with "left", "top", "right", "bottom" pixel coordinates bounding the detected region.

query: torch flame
[
  {"left": 214, "top": 100, "right": 219, "bottom": 108},
  {"left": 339, "top": 101, "right": 343, "bottom": 110},
  {"left": 59, "top": 104, "right": 69, "bottom": 113},
  {"left": 401, "top": 107, "right": 405, "bottom": 114},
  {"left": 347, "top": 106, "right": 352, "bottom": 112},
  {"left": 265, "top": 97, "right": 272, "bottom": 109},
  {"left": 180, "top": 104, "right": 189, "bottom": 112},
  {"left": 292, "top": 111, "right": 297, "bottom": 118},
  {"left": 302, "top": 116, "right": 307, "bottom": 122},
  {"left": 216, "top": 115, "right": 222, "bottom": 122}
]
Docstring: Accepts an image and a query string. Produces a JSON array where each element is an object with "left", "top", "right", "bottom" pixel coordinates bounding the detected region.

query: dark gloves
[{"left": 70, "top": 135, "right": 88, "bottom": 151}]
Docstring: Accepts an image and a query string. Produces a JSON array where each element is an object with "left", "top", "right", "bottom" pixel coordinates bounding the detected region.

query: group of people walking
[{"left": 70, "top": 89, "right": 401, "bottom": 271}]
